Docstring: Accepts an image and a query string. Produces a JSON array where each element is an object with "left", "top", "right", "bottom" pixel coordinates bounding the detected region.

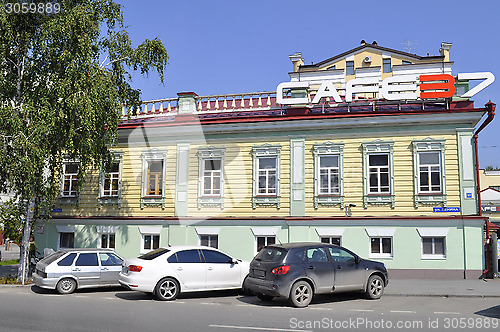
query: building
[
  {"left": 35, "top": 41, "right": 496, "bottom": 279},
  {"left": 480, "top": 169, "right": 500, "bottom": 227}
]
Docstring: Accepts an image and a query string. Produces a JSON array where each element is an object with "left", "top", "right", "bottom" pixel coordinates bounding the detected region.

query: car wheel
[
  {"left": 365, "top": 274, "right": 384, "bottom": 299},
  {"left": 56, "top": 278, "right": 77, "bottom": 294},
  {"left": 154, "top": 277, "right": 180, "bottom": 301},
  {"left": 288, "top": 281, "right": 313, "bottom": 308},
  {"left": 256, "top": 293, "right": 274, "bottom": 302}
]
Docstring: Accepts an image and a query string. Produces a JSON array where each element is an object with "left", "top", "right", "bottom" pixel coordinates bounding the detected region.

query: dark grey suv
[{"left": 245, "top": 242, "right": 388, "bottom": 307}]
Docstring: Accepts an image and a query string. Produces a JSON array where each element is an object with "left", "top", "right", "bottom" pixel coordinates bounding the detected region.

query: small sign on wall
[{"left": 433, "top": 207, "right": 461, "bottom": 213}]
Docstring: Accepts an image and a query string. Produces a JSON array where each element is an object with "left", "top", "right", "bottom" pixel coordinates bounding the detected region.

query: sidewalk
[{"left": 385, "top": 278, "right": 500, "bottom": 298}]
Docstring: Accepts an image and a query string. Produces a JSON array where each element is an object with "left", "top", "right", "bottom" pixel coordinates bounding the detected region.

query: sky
[{"left": 116, "top": 0, "right": 499, "bottom": 168}]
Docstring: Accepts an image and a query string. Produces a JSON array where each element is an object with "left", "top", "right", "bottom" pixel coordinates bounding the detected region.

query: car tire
[
  {"left": 154, "top": 277, "right": 180, "bottom": 301},
  {"left": 256, "top": 293, "right": 274, "bottom": 301},
  {"left": 56, "top": 278, "right": 77, "bottom": 294},
  {"left": 365, "top": 274, "right": 384, "bottom": 299},
  {"left": 288, "top": 280, "right": 313, "bottom": 308}
]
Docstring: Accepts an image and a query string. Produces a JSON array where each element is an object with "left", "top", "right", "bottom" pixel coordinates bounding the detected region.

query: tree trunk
[{"left": 17, "top": 199, "right": 35, "bottom": 284}]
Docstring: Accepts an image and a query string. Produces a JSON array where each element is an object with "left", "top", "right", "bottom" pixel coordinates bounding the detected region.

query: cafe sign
[{"left": 277, "top": 72, "right": 494, "bottom": 105}]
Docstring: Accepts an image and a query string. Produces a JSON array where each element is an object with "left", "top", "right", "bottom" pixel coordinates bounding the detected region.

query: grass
[{"left": 0, "top": 259, "right": 19, "bottom": 266}]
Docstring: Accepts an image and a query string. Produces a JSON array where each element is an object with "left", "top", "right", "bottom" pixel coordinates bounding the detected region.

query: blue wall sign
[
  {"left": 433, "top": 207, "right": 460, "bottom": 213},
  {"left": 52, "top": 208, "right": 62, "bottom": 212}
]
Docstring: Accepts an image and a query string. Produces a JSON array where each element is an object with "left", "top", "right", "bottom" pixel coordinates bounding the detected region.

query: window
[
  {"left": 147, "top": 161, "right": 163, "bottom": 196},
  {"left": 99, "top": 152, "right": 124, "bottom": 208},
  {"left": 256, "top": 236, "right": 275, "bottom": 253},
  {"left": 57, "top": 253, "right": 77, "bottom": 266},
  {"left": 258, "top": 157, "right": 277, "bottom": 195},
  {"left": 99, "top": 253, "right": 123, "bottom": 266},
  {"left": 197, "top": 147, "right": 225, "bottom": 209},
  {"left": 346, "top": 61, "right": 355, "bottom": 75},
  {"left": 62, "top": 163, "right": 79, "bottom": 197},
  {"left": 252, "top": 144, "right": 281, "bottom": 209},
  {"left": 306, "top": 248, "right": 328, "bottom": 262},
  {"left": 422, "top": 237, "right": 446, "bottom": 258},
  {"left": 369, "top": 154, "right": 390, "bottom": 193},
  {"left": 75, "top": 253, "right": 99, "bottom": 266},
  {"left": 418, "top": 152, "right": 442, "bottom": 193},
  {"left": 370, "top": 237, "right": 392, "bottom": 258},
  {"left": 412, "top": 139, "right": 446, "bottom": 207},
  {"left": 143, "top": 234, "right": 160, "bottom": 251},
  {"left": 313, "top": 143, "right": 344, "bottom": 208},
  {"left": 103, "top": 162, "right": 120, "bottom": 197},
  {"left": 321, "top": 237, "right": 341, "bottom": 246},
  {"left": 200, "top": 235, "right": 218, "bottom": 249},
  {"left": 402, "top": 60, "right": 411, "bottom": 65},
  {"left": 201, "top": 249, "right": 232, "bottom": 264},
  {"left": 176, "top": 250, "right": 202, "bottom": 263},
  {"left": 362, "top": 140, "right": 394, "bottom": 208},
  {"left": 100, "top": 233, "right": 115, "bottom": 249},
  {"left": 328, "top": 247, "right": 356, "bottom": 263},
  {"left": 140, "top": 149, "right": 167, "bottom": 209},
  {"left": 59, "top": 232, "right": 74, "bottom": 249},
  {"left": 327, "top": 65, "right": 336, "bottom": 70},
  {"left": 383, "top": 58, "right": 391, "bottom": 73}
]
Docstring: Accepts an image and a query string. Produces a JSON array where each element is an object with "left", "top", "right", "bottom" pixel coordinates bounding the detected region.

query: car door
[
  {"left": 168, "top": 249, "right": 206, "bottom": 291},
  {"left": 304, "top": 247, "right": 335, "bottom": 294},
  {"left": 72, "top": 252, "right": 100, "bottom": 287},
  {"left": 201, "top": 249, "right": 241, "bottom": 289},
  {"left": 328, "top": 246, "right": 366, "bottom": 292},
  {"left": 98, "top": 252, "right": 123, "bottom": 285}
]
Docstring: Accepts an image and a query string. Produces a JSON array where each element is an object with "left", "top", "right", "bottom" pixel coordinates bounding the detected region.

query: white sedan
[{"left": 119, "top": 246, "right": 250, "bottom": 300}]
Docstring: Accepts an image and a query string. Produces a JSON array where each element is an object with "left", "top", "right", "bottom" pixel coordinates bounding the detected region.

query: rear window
[
  {"left": 57, "top": 253, "right": 77, "bottom": 266},
  {"left": 40, "top": 251, "right": 67, "bottom": 265},
  {"left": 254, "top": 247, "right": 286, "bottom": 262},
  {"left": 139, "top": 248, "right": 170, "bottom": 260}
]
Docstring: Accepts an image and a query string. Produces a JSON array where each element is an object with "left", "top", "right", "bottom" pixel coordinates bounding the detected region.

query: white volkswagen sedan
[{"left": 119, "top": 246, "right": 250, "bottom": 300}]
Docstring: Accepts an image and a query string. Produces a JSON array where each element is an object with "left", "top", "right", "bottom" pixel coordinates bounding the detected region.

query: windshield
[
  {"left": 39, "top": 251, "right": 67, "bottom": 265},
  {"left": 254, "top": 247, "right": 286, "bottom": 262},
  {"left": 138, "top": 248, "right": 170, "bottom": 260}
]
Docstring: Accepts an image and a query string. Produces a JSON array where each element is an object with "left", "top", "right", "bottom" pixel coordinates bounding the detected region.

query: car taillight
[
  {"left": 271, "top": 265, "right": 290, "bottom": 275},
  {"left": 128, "top": 265, "right": 143, "bottom": 272}
]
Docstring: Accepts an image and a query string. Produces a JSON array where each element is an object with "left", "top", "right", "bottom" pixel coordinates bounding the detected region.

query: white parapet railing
[{"left": 122, "top": 91, "right": 278, "bottom": 118}]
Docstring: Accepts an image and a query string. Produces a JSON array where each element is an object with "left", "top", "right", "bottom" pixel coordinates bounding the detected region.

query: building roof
[{"left": 300, "top": 41, "right": 444, "bottom": 70}]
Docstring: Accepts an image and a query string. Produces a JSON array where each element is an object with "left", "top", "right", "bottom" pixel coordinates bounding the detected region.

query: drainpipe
[{"left": 474, "top": 101, "right": 495, "bottom": 275}]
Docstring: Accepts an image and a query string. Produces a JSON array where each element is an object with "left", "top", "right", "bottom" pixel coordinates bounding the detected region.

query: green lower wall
[{"left": 34, "top": 219, "right": 484, "bottom": 274}]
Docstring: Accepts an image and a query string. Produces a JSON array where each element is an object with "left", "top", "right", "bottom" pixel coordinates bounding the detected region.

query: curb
[{"left": 385, "top": 293, "right": 500, "bottom": 298}]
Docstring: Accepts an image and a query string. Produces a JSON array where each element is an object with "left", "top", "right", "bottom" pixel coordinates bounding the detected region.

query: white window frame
[
  {"left": 98, "top": 151, "right": 124, "bottom": 208},
  {"left": 421, "top": 237, "right": 446, "bottom": 259},
  {"left": 139, "top": 226, "right": 162, "bottom": 253},
  {"left": 362, "top": 140, "right": 395, "bottom": 209},
  {"left": 369, "top": 237, "right": 393, "bottom": 258},
  {"left": 313, "top": 142, "right": 344, "bottom": 209},
  {"left": 320, "top": 236, "right": 342, "bottom": 246},
  {"left": 61, "top": 162, "right": 79, "bottom": 197},
  {"left": 316, "top": 227, "right": 344, "bottom": 246},
  {"left": 417, "top": 227, "right": 449, "bottom": 259},
  {"left": 197, "top": 147, "right": 225, "bottom": 209},
  {"left": 251, "top": 144, "right": 281, "bottom": 209},
  {"left": 56, "top": 225, "right": 76, "bottom": 250},
  {"left": 412, "top": 139, "right": 447, "bottom": 207},
  {"left": 59, "top": 159, "right": 80, "bottom": 205},
  {"left": 255, "top": 236, "right": 276, "bottom": 254},
  {"left": 96, "top": 226, "right": 118, "bottom": 249},
  {"left": 251, "top": 227, "right": 279, "bottom": 253},
  {"left": 140, "top": 149, "right": 167, "bottom": 209},
  {"left": 199, "top": 235, "right": 219, "bottom": 249},
  {"left": 195, "top": 227, "right": 221, "bottom": 249}
]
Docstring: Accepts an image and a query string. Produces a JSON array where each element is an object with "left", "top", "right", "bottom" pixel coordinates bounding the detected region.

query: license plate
[{"left": 253, "top": 269, "right": 265, "bottom": 277}]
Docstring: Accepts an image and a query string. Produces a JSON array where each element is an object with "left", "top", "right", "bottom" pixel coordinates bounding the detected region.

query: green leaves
[{"left": 0, "top": 0, "right": 168, "bottom": 231}]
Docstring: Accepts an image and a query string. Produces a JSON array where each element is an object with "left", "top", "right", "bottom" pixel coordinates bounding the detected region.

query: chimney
[
  {"left": 440, "top": 42, "right": 452, "bottom": 62},
  {"left": 289, "top": 52, "right": 304, "bottom": 72}
]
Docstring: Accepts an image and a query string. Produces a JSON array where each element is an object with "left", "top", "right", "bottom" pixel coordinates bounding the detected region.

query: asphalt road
[{"left": 0, "top": 286, "right": 499, "bottom": 332}]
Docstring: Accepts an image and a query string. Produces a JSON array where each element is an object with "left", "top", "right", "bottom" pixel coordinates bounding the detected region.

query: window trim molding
[
  {"left": 197, "top": 146, "right": 225, "bottom": 210},
  {"left": 59, "top": 158, "right": 80, "bottom": 206},
  {"left": 251, "top": 144, "right": 281, "bottom": 209},
  {"left": 98, "top": 151, "right": 124, "bottom": 209},
  {"left": 96, "top": 225, "right": 118, "bottom": 249},
  {"left": 362, "top": 140, "right": 395, "bottom": 209},
  {"left": 412, "top": 138, "right": 447, "bottom": 208},
  {"left": 312, "top": 142, "right": 344, "bottom": 209},
  {"left": 138, "top": 226, "right": 162, "bottom": 254},
  {"left": 140, "top": 149, "right": 167, "bottom": 209}
]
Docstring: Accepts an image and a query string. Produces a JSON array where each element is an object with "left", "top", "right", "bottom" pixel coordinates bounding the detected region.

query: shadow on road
[
  {"left": 475, "top": 305, "right": 500, "bottom": 318},
  {"left": 115, "top": 289, "right": 243, "bottom": 302},
  {"left": 30, "top": 284, "right": 126, "bottom": 295},
  {"left": 236, "top": 292, "right": 366, "bottom": 308}
]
